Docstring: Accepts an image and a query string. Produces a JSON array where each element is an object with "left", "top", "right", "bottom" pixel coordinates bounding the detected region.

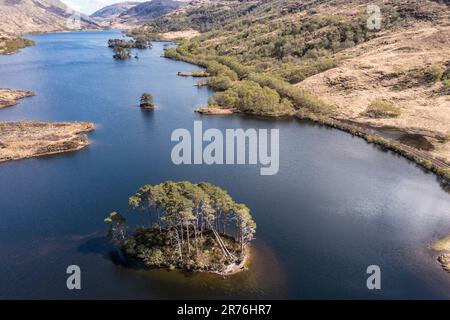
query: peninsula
[
  {"left": 0, "top": 121, "right": 95, "bottom": 163},
  {"left": 0, "top": 89, "right": 35, "bottom": 109}
]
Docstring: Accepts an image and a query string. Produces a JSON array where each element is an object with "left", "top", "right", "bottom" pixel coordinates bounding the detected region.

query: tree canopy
[
  {"left": 140, "top": 93, "right": 154, "bottom": 109},
  {"left": 105, "top": 181, "right": 256, "bottom": 273}
]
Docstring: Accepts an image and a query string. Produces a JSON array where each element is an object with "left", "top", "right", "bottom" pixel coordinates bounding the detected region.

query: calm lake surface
[{"left": 1, "top": 31, "right": 450, "bottom": 299}]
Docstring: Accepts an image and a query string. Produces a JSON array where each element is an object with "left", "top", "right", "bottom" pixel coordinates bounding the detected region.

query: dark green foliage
[
  {"left": 108, "top": 38, "right": 152, "bottom": 60},
  {"left": 112, "top": 46, "right": 131, "bottom": 60},
  {"left": 108, "top": 38, "right": 152, "bottom": 49},
  {"left": 140, "top": 93, "right": 154, "bottom": 109},
  {"left": 206, "top": 75, "right": 235, "bottom": 90},
  {"left": 106, "top": 181, "right": 256, "bottom": 273},
  {"left": 209, "top": 80, "right": 293, "bottom": 116}
]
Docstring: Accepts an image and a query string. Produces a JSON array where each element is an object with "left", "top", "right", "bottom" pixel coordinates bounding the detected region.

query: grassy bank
[{"left": 0, "top": 37, "right": 35, "bottom": 55}]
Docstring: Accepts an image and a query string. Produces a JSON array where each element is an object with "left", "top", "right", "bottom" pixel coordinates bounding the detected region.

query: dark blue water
[{"left": 1, "top": 31, "right": 450, "bottom": 299}]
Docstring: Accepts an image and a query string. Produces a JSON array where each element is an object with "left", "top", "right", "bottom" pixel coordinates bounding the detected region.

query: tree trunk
[
  {"left": 180, "top": 224, "right": 184, "bottom": 253},
  {"left": 157, "top": 208, "right": 161, "bottom": 232},
  {"left": 185, "top": 220, "right": 191, "bottom": 255},
  {"left": 173, "top": 228, "right": 182, "bottom": 260},
  {"left": 208, "top": 220, "right": 235, "bottom": 261},
  {"left": 194, "top": 223, "right": 199, "bottom": 255}
]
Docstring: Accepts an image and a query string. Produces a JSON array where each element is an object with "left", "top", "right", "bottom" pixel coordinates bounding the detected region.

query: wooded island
[{"left": 105, "top": 181, "right": 256, "bottom": 275}]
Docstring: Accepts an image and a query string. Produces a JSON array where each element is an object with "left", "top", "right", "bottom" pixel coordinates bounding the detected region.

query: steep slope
[{"left": 0, "top": 0, "right": 99, "bottom": 36}]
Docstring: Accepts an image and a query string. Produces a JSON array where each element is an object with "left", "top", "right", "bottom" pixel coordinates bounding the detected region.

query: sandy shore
[
  {"left": 0, "top": 121, "right": 95, "bottom": 162},
  {"left": 215, "top": 248, "right": 251, "bottom": 277},
  {"left": 0, "top": 89, "right": 34, "bottom": 108}
]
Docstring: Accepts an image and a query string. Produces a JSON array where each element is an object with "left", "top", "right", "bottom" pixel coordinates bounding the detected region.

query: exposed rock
[
  {"left": 431, "top": 236, "right": 450, "bottom": 274},
  {"left": 196, "top": 107, "right": 236, "bottom": 115},
  {"left": 438, "top": 254, "right": 450, "bottom": 274},
  {"left": 177, "top": 70, "right": 209, "bottom": 77}
]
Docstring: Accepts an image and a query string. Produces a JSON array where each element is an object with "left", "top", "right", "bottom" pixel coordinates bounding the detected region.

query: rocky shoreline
[
  {"left": 431, "top": 236, "right": 450, "bottom": 274},
  {"left": 0, "top": 121, "right": 95, "bottom": 162},
  {"left": 0, "top": 89, "right": 35, "bottom": 108},
  {"left": 195, "top": 107, "right": 237, "bottom": 115},
  {"left": 216, "top": 248, "right": 250, "bottom": 276}
]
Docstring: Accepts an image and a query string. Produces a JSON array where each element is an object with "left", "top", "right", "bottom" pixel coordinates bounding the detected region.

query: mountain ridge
[
  {"left": 90, "top": 1, "right": 140, "bottom": 20},
  {"left": 0, "top": 0, "right": 99, "bottom": 36},
  {"left": 91, "top": 0, "right": 188, "bottom": 28}
]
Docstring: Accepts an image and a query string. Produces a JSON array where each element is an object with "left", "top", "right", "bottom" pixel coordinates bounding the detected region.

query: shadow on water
[
  {"left": 77, "top": 236, "right": 142, "bottom": 269},
  {"left": 122, "top": 240, "right": 289, "bottom": 299},
  {"left": 77, "top": 235, "right": 288, "bottom": 299}
]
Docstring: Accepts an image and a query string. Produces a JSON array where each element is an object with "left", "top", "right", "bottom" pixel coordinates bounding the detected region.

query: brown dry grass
[
  {"left": 297, "top": 23, "right": 450, "bottom": 159},
  {"left": 161, "top": 29, "right": 200, "bottom": 40},
  {"left": 0, "top": 121, "right": 95, "bottom": 162},
  {"left": 0, "top": 89, "right": 34, "bottom": 108}
]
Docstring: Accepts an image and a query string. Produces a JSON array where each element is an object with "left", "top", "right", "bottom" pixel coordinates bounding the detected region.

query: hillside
[
  {"left": 90, "top": 2, "right": 140, "bottom": 21},
  {"left": 0, "top": 0, "right": 99, "bottom": 36},
  {"left": 92, "top": 0, "right": 189, "bottom": 28},
  {"left": 131, "top": 0, "right": 450, "bottom": 177}
]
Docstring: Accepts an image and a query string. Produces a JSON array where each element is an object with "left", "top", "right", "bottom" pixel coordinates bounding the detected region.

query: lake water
[{"left": 1, "top": 30, "right": 450, "bottom": 299}]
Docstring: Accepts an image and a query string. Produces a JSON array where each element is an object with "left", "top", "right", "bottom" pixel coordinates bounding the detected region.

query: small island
[
  {"left": 140, "top": 93, "right": 154, "bottom": 110},
  {"left": 108, "top": 38, "right": 152, "bottom": 60},
  {"left": 105, "top": 181, "right": 256, "bottom": 275}
]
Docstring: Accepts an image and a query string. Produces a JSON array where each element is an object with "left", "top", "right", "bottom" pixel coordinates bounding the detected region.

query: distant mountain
[
  {"left": 0, "top": 0, "right": 99, "bottom": 36},
  {"left": 121, "top": 0, "right": 184, "bottom": 18},
  {"left": 90, "top": 2, "right": 140, "bottom": 20},
  {"left": 90, "top": 0, "right": 187, "bottom": 28}
]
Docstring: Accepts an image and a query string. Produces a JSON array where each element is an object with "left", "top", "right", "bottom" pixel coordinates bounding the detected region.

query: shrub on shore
[
  {"left": 443, "top": 79, "right": 450, "bottom": 94},
  {"left": 208, "top": 80, "right": 293, "bottom": 116},
  {"left": 363, "top": 100, "right": 401, "bottom": 118},
  {"left": 0, "top": 38, "right": 35, "bottom": 55}
]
